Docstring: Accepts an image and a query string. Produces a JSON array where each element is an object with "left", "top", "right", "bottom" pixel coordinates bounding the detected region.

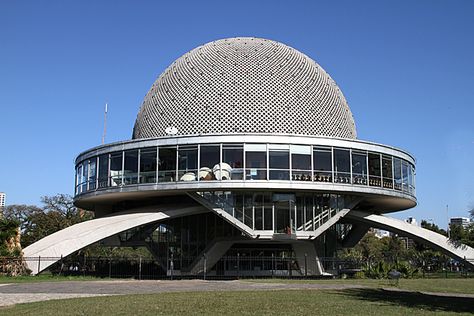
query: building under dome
[{"left": 24, "top": 37, "right": 474, "bottom": 276}]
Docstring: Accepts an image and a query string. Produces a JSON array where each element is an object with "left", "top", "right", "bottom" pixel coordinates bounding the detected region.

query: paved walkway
[
  {"left": 1, "top": 280, "right": 473, "bottom": 307},
  {"left": 0, "top": 280, "right": 365, "bottom": 306}
]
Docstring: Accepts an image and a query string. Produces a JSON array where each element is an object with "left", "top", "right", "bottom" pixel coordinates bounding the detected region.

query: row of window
[
  {"left": 75, "top": 143, "right": 415, "bottom": 196},
  {"left": 199, "top": 191, "right": 346, "bottom": 232}
]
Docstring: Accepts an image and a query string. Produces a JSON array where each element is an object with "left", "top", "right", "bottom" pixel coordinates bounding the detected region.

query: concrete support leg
[
  {"left": 342, "top": 224, "right": 370, "bottom": 248},
  {"left": 292, "top": 241, "right": 323, "bottom": 276},
  {"left": 189, "top": 240, "right": 235, "bottom": 275}
]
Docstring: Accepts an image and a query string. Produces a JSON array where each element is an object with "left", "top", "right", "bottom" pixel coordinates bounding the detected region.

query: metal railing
[{"left": 1, "top": 256, "right": 472, "bottom": 280}]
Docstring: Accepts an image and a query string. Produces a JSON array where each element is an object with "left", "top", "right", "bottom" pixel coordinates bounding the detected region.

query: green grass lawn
[
  {"left": 1, "top": 289, "right": 473, "bottom": 316},
  {"left": 244, "top": 278, "right": 474, "bottom": 294},
  {"left": 0, "top": 275, "right": 104, "bottom": 284}
]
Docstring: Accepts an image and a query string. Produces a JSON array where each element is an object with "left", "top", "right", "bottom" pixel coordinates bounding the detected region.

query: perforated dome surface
[{"left": 133, "top": 37, "right": 357, "bottom": 139}]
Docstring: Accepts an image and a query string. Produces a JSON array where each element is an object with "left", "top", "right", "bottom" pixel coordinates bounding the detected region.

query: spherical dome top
[{"left": 133, "top": 37, "right": 357, "bottom": 139}]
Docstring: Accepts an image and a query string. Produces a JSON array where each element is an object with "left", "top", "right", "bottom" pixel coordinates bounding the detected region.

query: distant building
[
  {"left": 450, "top": 217, "right": 471, "bottom": 229},
  {"left": 373, "top": 228, "right": 390, "bottom": 239},
  {"left": 405, "top": 217, "right": 418, "bottom": 226},
  {"left": 0, "top": 192, "right": 5, "bottom": 208},
  {"left": 0, "top": 192, "right": 5, "bottom": 218}
]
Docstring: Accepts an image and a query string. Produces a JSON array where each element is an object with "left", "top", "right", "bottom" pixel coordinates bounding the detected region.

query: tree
[
  {"left": 449, "top": 223, "right": 474, "bottom": 248},
  {"left": 2, "top": 194, "right": 147, "bottom": 259},
  {"left": 41, "top": 194, "right": 91, "bottom": 224},
  {"left": 0, "top": 218, "right": 21, "bottom": 256},
  {"left": 0, "top": 218, "right": 29, "bottom": 275},
  {"left": 3, "top": 194, "right": 93, "bottom": 248},
  {"left": 2, "top": 204, "right": 42, "bottom": 231},
  {"left": 421, "top": 220, "right": 447, "bottom": 236}
]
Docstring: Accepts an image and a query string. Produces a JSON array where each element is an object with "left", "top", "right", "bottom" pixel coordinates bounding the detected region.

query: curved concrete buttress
[
  {"left": 23, "top": 205, "right": 207, "bottom": 275},
  {"left": 346, "top": 210, "right": 474, "bottom": 268}
]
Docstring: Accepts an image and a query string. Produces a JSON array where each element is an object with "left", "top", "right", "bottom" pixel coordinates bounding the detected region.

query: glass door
[{"left": 273, "top": 193, "right": 295, "bottom": 234}]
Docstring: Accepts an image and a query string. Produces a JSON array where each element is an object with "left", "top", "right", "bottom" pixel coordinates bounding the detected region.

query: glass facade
[
  {"left": 124, "top": 150, "right": 138, "bottom": 185},
  {"left": 197, "top": 191, "right": 347, "bottom": 233},
  {"left": 245, "top": 144, "right": 267, "bottom": 180},
  {"left": 334, "top": 149, "right": 350, "bottom": 184},
  {"left": 313, "top": 147, "right": 332, "bottom": 182},
  {"left": 269, "top": 144, "right": 289, "bottom": 180},
  {"left": 351, "top": 151, "right": 367, "bottom": 185},
  {"left": 291, "top": 145, "right": 311, "bottom": 181},
  {"left": 140, "top": 148, "right": 157, "bottom": 184},
  {"left": 76, "top": 142, "right": 415, "bottom": 196},
  {"left": 158, "top": 147, "right": 176, "bottom": 182},
  {"left": 368, "top": 153, "right": 381, "bottom": 187}
]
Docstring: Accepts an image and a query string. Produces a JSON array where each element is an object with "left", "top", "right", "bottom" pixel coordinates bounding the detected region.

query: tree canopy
[{"left": 3, "top": 194, "right": 93, "bottom": 247}]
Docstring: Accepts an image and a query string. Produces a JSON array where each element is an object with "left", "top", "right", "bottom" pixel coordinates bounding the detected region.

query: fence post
[
  {"left": 237, "top": 253, "right": 240, "bottom": 279},
  {"left": 463, "top": 256, "right": 466, "bottom": 277},
  {"left": 37, "top": 256, "right": 41, "bottom": 275},
  {"left": 287, "top": 257, "right": 291, "bottom": 278},
  {"left": 108, "top": 257, "right": 112, "bottom": 278},
  {"left": 271, "top": 253, "right": 274, "bottom": 278},
  {"left": 59, "top": 255, "right": 63, "bottom": 276},
  {"left": 304, "top": 253, "right": 308, "bottom": 277},
  {"left": 83, "top": 255, "right": 87, "bottom": 277},
  {"left": 139, "top": 256, "right": 142, "bottom": 280},
  {"left": 170, "top": 253, "right": 174, "bottom": 280},
  {"left": 203, "top": 254, "right": 207, "bottom": 280}
]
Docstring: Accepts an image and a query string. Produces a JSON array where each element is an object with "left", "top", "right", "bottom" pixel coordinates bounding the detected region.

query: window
[
  {"left": 98, "top": 154, "right": 109, "bottom": 188},
  {"left": 382, "top": 156, "right": 393, "bottom": 189},
  {"left": 140, "top": 148, "right": 157, "bottom": 183},
  {"left": 393, "top": 158, "right": 402, "bottom": 191},
  {"left": 409, "top": 164, "right": 416, "bottom": 194},
  {"left": 159, "top": 147, "right": 176, "bottom": 182},
  {"left": 245, "top": 144, "right": 267, "bottom": 180},
  {"left": 76, "top": 164, "right": 83, "bottom": 195},
  {"left": 110, "top": 152, "right": 123, "bottom": 186},
  {"left": 314, "top": 194, "right": 330, "bottom": 229},
  {"left": 305, "top": 195, "right": 314, "bottom": 231},
  {"left": 254, "top": 194, "right": 264, "bottom": 230},
  {"left": 223, "top": 144, "right": 243, "bottom": 180},
  {"left": 291, "top": 145, "right": 311, "bottom": 181},
  {"left": 81, "top": 161, "right": 88, "bottom": 193},
  {"left": 313, "top": 147, "right": 332, "bottom": 182},
  {"left": 88, "top": 158, "right": 97, "bottom": 190},
  {"left": 402, "top": 160, "right": 409, "bottom": 193},
  {"left": 368, "top": 153, "right": 381, "bottom": 187},
  {"left": 199, "top": 145, "right": 220, "bottom": 181},
  {"left": 269, "top": 144, "right": 289, "bottom": 180},
  {"left": 234, "top": 193, "right": 244, "bottom": 222},
  {"left": 124, "top": 150, "right": 139, "bottom": 185},
  {"left": 296, "top": 195, "right": 304, "bottom": 231},
  {"left": 352, "top": 151, "right": 367, "bottom": 185},
  {"left": 244, "top": 194, "right": 254, "bottom": 228},
  {"left": 178, "top": 146, "right": 197, "bottom": 181},
  {"left": 334, "top": 149, "right": 350, "bottom": 184},
  {"left": 263, "top": 193, "right": 273, "bottom": 230}
]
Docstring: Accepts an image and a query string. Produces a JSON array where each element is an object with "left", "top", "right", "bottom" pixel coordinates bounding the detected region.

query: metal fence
[{"left": 1, "top": 256, "right": 472, "bottom": 280}]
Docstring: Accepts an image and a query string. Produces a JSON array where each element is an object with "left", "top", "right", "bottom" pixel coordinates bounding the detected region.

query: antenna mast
[{"left": 102, "top": 103, "right": 108, "bottom": 144}]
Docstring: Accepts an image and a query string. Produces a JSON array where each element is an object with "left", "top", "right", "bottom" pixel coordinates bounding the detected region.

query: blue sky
[{"left": 1, "top": 0, "right": 473, "bottom": 228}]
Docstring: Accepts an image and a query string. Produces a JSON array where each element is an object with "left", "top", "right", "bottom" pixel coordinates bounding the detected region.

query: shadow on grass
[{"left": 336, "top": 288, "right": 474, "bottom": 313}]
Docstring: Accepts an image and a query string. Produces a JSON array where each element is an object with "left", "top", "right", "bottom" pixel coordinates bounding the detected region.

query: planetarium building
[{"left": 24, "top": 37, "right": 474, "bottom": 276}]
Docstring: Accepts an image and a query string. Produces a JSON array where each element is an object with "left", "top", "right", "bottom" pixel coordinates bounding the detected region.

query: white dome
[{"left": 133, "top": 37, "right": 357, "bottom": 139}]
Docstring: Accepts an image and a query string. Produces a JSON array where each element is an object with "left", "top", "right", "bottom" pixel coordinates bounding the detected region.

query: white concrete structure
[
  {"left": 23, "top": 37, "right": 472, "bottom": 276},
  {"left": 347, "top": 211, "right": 474, "bottom": 268},
  {"left": 24, "top": 204, "right": 206, "bottom": 274}
]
